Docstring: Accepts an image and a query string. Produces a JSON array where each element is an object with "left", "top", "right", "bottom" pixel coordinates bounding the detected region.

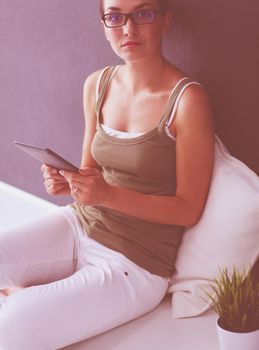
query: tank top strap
[
  {"left": 95, "top": 65, "right": 118, "bottom": 123},
  {"left": 158, "top": 77, "right": 194, "bottom": 129}
]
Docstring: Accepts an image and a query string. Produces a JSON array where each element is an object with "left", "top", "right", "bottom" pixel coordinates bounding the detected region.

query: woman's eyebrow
[{"left": 106, "top": 3, "right": 153, "bottom": 12}]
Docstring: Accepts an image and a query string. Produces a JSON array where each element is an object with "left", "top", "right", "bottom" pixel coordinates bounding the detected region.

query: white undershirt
[{"left": 101, "top": 124, "right": 144, "bottom": 139}]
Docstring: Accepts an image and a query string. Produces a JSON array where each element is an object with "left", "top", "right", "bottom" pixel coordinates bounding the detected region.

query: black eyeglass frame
[{"left": 101, "top": 9, "right": 161, "bottom": 28}]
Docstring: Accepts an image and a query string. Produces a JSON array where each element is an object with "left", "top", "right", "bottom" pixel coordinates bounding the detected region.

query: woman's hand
[
  {"left": 60, "top": 167, "right": 112, "bottom": 206},
  {"left": 41, "top": 164, "right": 71, "bottom": 196}
]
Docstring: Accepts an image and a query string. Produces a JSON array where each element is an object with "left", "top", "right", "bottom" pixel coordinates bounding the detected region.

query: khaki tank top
[{"left": 72, "top": 66, "right": 200, "bottom": 277}]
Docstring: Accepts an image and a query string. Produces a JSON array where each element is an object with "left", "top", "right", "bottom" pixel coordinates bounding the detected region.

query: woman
[{"left": 0, "top": 0, "right": 214, "bottom": 349}]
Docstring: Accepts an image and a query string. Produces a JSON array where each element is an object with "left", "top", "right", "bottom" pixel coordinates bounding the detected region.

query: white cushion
[{"left": 168, "top": 135, "right": 259, "bottom": 318}]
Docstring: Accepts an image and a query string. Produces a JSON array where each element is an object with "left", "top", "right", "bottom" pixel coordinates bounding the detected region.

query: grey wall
[{"left": 1, "top": 0, "right": 258, "bottom": 206}]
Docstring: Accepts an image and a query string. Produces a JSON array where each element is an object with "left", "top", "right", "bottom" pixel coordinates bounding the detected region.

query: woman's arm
[
  {"left": 62, "top": 84, "right": 215, "bottom": 227},
  {"left": 41, "top": 70, "right": 101, "bottom": 196},
  {"left": 80, "top": 70, "right": 102, "bottom": 169}
]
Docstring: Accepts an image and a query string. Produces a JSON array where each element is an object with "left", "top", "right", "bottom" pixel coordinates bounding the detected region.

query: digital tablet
[{"left": 14, "top": 140, "right": 79, "bottom": 172}]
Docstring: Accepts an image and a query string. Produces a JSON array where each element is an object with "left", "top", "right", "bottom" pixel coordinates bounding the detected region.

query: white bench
[{"left": 0, "top": 181, "right": 220, "bottom": 350}]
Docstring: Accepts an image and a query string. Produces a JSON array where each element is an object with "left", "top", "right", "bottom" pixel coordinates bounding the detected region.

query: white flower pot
[{"left": 216, "top": 318, "right": 259, "bottom": 350}]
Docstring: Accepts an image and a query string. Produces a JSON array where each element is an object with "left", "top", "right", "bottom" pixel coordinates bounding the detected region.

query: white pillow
[{"left": 168, "top": 135, "right": 259, "bottom": 318}]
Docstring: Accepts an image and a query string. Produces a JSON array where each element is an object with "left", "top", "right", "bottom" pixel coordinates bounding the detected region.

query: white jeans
[{"left": 0, "top": 206, "right": 169, "bottom": 350}]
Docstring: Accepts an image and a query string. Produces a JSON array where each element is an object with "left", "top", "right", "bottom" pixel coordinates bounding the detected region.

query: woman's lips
[{"left": 122, "top": 41, "right": 141, "bottom": 48}]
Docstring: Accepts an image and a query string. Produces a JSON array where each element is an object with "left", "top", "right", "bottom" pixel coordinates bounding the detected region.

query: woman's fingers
[
  {"left": 60, "top": 167, "right": 99, "bottom": 178},
  {"left": 59, "top": 168, "right": 107, "bottom": 205},
  {"left": 41, "top": 165, "right": 68, "bottom": 178},
  {"left": 41, "top": 164, "right": 57, "bottom": 173},
  {"left": 45, "top": 178, "right": 67, "bottom": 187},
  {"left": 71, "top": 186, "right": 80, "bottom": 196},
  {"left": 43, "top": 171, "right": 64, "bottom": 181},
  {"left": 41, "top": 164, "right": 47, "bottom": 172},
  {"left": 68, "top": 181, "right": 85, "bottom": 194},
  {"left": 45, "top": 181, "right": 68, "bottom": 195},
  {"left": 41, "top": 164, "right": 71, "bottom": 196},
  {"left": 79, "top": 167, "right": 100, "bottom": 175},
  {"left": 41, "top": 164, "right": 65, "bottom": 181},
  {"left": 60, "top": 168, "right": 99, "bottom": 186}
]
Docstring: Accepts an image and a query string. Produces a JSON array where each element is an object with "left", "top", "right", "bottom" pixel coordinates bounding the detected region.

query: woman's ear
[
  {"left": 103, "top": 25, "right": 111, "bottom": 42},
  {"left": 163, "top": 11, "right": 173, "bottom": 34}
]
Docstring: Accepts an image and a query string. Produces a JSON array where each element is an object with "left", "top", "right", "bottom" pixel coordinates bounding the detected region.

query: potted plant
[{"left": 204, "top": 267, "right": 259, "bottom": 350}]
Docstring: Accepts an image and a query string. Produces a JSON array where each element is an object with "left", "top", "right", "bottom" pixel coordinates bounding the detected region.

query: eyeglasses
[{"left": 102, "top": 9, "right": 160, "bottom": 28}]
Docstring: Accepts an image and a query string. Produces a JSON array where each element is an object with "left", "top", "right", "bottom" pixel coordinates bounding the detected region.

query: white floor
[{"left": 0, "top": 181, "right": 220, "bottom": 350}]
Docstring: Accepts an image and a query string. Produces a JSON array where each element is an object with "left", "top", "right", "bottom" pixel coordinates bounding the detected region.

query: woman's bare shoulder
[
  {"left": 178, "top": 82, "right": 211, "bottom": 113},
  {"left": 83, "top": 68, "right": 104, "bottom": 91},
  {"left": 166, "top": 62, "right": 211, "bottom": 112},
  {"left": 81, "top": 69, "right": 105, "bottom": 121},
  {"left": 173, "top": 79, "right": 214, "bottom": 134},
  {"left": 82, "top": 67, "right": 112, "bottom": 107}
]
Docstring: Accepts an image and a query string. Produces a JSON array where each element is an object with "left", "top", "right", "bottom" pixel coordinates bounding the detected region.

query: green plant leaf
[{"left": 201, "top": 266, "right": 259, "bottom": 333}]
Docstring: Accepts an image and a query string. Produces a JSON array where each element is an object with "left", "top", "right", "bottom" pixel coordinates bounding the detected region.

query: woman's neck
[{"left": 122, "top": 56, "right": 172, "bottom": 95}]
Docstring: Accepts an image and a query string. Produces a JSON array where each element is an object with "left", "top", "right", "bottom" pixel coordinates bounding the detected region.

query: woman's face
[{"left": 101, "top": 0, "right": 171, "bottom": 62}]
